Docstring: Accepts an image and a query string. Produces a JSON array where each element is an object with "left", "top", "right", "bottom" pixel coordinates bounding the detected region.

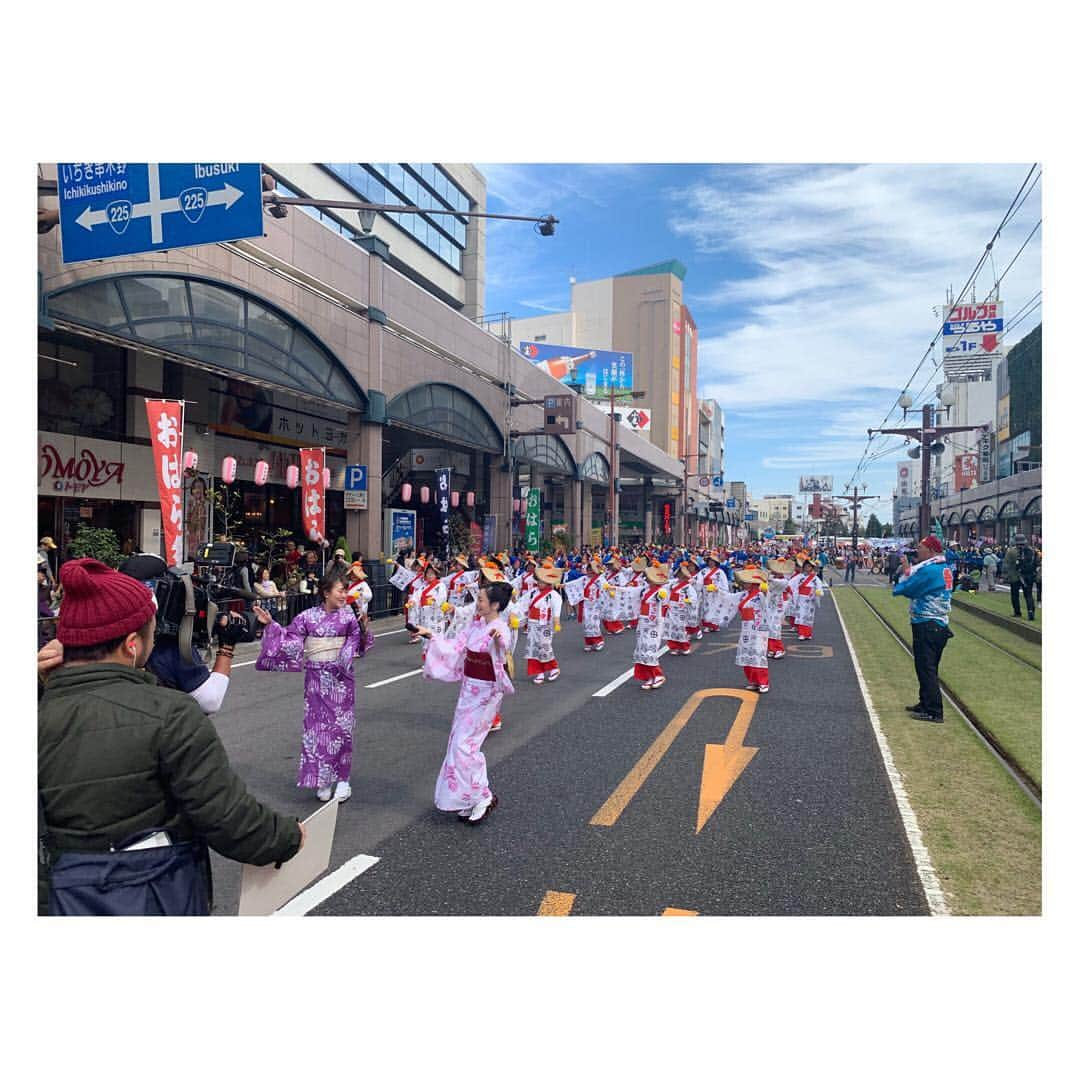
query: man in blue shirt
[{"left": 892, "top": 535, "right": 954, "bottom": 723}]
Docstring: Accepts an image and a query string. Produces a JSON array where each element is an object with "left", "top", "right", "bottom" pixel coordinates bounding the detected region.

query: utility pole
[
  {"left": 870, "top": 403, "right": 989, "bottom": 538},
  {"left": 835, "top": 486, "right": 878, "bottom": 560}
]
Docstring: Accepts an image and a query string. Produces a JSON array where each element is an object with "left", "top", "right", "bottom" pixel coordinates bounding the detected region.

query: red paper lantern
[
  {"left": 451, "top": 491, "right": 460, "bottom": 508},
  {"left": 221, "top": 456, "right": 237, "bottom": 484},
  {"left": 286, "top": 465, "right": 299, "bottom": 489},
  {"left": 401, "top": 482, "right": 413, "bottom": 502},
  {"left": 420, "top": 486, "right": 430, "bottom": 504},
  {"left": 182, "top": 450, "right": 199, "bottom": 472},
  {"left": 254, "top": 460, "right": 269, "bottom": 486},
  {"left": 513, "top": 499, "right": 520, "bottom": 513},
  {"left": 466, "top": 491, "right": 475, "bottom": 507}
]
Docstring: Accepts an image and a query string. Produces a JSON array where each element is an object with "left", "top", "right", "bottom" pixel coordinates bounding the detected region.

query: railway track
[
  {"left": 846, "top": 586, "right": 1041, "bottom": 810},
  {"left": 947, "top": 607, "right": 1041, "bottom": 673}
]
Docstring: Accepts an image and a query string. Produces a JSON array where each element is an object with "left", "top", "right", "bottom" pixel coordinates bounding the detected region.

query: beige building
[{"left": 37, "top": 163, "right": 685, "bottom": 564}]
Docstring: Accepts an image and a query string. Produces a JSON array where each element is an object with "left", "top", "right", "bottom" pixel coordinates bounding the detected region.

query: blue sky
[{"left": 479, "top": 163, "right": 1042, "bottom": 526}]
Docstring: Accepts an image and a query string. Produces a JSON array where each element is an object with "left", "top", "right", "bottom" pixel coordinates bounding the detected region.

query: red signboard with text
[
  {"left": 953, "top": 453, "right": 978, "bottom": 491},
  {"left": 300, "top": 447, "right": 326, "bottom": 542},
  {"left": 145, "top": 399, "right": 185, "bottom": 566}
]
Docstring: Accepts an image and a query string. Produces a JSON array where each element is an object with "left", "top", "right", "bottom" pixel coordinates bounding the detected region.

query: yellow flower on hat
[
  {"left": 658, "top": 589, "right": 668, "bottom": 600},
  {"left": 440, "top": 602, "right": 451, "bottom": 613},
  {"left": 509, "top": 614, "right": 521, "bottom": 630}
]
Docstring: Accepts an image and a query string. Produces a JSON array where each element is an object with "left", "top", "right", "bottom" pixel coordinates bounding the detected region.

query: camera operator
[
  {"left": 37, "top": 552, "right": 253, "bottom": 717},
  {"left": 38, "top": 558, "right": 304, "bottom": 915}
]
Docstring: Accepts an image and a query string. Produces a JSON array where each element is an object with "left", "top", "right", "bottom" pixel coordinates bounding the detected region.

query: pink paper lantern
[
  {"left": 221, "top": 456, "right": 237, "bottom": 484},
  {"left": 451, "top": 491, "right": 460, "bottom": 508},
  {"left": 254, "top": 459, "right": 270, "bottom": 486},
  {"left": 466, "top": 491, "right": 475, "bottom": 507},
  {"left": 285, "top": 464, "right": 299, "bottom": 489},
  {"left": 401, "top": 482, "right": 413, "bottom": 502},
  {"left": 182, "top": 450, "right": 199, "bottom": 472},
  {"left": 513, "top": 499, "right": 520, "bottom": 513},
  {"left": 420, "top": 486, "right": 430, "bottom": 504},
  {"left": 322, "top": 467, "right": 331, "bottom": 491}
]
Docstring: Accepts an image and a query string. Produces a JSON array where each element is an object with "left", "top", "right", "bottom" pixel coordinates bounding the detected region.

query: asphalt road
[{"left": 208, "top": 574, "right": 927, "bottom": 916}]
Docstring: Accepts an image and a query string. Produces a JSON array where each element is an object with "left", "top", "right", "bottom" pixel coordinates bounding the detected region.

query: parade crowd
[{"left": 34, "top": 525, "right": 1021, "bottom": 915}]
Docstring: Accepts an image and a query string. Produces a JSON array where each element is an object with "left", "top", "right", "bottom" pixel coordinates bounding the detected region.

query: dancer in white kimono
[
  {"left": 388, "top": 556, "right": 427, "bottom": 643},
  {"left": 793, "top": 557, "right": 826, "bottom": 640},
  {"left": 665, "top": 559, "right": 699, "bottom": 655},
  {"left": 579, "top": 556, "right": 607, "bottom": 651},
  {"left": 765, "top": 558, "right": 794, "bottom": 658},
  {"left": 699, "top": 550, "right": 731, "bottom": 633},
  {"left": 407, "top": 561, "right": 450, "bottom": 644},
  {"left": 625, "top": 556, "right": 648, "bottom": 630},
  {"left": 442, "top": 553, "right": 480, "bottom": 637},
  {"left": 416, "top": 578, "right": 515, "bottom": 825},
  {"left": 524, "top": 563, "right": 564, "bottom": 684},
  {"left": 601, "top": 555, "right": 628, "bottom": 635},
  {"left": 733, "top": 565, "right": 771, "bottom": 693}
]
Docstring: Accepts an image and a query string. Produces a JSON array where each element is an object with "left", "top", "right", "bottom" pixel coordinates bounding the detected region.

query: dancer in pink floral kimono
[
  {"left": 254, "top": 571, "right": 361, "bottom": 802},
  {"left": 416, "top": 578, "right": 515, "bottom": 824}
]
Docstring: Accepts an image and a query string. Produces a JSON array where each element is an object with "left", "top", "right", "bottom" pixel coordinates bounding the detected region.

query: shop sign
[
  {"left": 525, "top": 488, "right": 541, "bottom": 550},
  {"left": 300, "top": 447, "right": 326, "bottom": 542},
  {"left": 145, "top": 399, "right": 185, "bottom": 566},
  {"left": 39, "top": 439, "right": 125, "bottom": 494}
]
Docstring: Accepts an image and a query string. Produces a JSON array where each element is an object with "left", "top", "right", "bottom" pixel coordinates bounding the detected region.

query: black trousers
[
  {"left": 1010, "top": 579, "right": 1035, "bottom": 617},
  {"left": 844, "top": 562, "right": 856, "bottom": 582},
  {"left": 911, "top": 620, "right": 952, "bottom": 718}
]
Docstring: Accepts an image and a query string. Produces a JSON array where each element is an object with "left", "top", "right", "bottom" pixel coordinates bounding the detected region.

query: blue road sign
[
  {"left": 726, "top": 498, "right": 737, "bottom": 508},
  {"left": 57, "top": 163, "right": 264, "bottom": 265},
  {"left": 764, "top": 529, "right": 776, "bottom": 539},
  {"left": 345, "top": 465, "right": 367, "bottom": 491}
]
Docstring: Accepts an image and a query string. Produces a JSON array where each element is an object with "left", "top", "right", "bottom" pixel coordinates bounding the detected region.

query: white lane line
[
  {"left": 831, "top": 592, "right": 951, "bottom": 916},
  {"left": 232, "top": 659, "right": 258, "bottom": 668},
  {"left": 272, "top": 853, "right": 380, "bottom": 916},
  {"left": 365, "top": 668, "right": 424, "bottom": 689},
  {"left": 375, "top": 628, "right": 407, "bottom": 638},
  {"left": 593, "top": 646, "right": 670, "bottom": 698}
]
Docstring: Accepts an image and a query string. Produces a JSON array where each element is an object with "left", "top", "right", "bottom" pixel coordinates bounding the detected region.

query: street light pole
[
  {"left": 835, "top": 486, "right": 878, "bottom": 561},
  {"left": 871, "top": 402, "right": 988, "bottom": 539}
]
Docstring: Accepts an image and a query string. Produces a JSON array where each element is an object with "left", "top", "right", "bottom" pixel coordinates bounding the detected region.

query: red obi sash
[{"left": 464, "top": 649, "right": 496, "bottom": 681}]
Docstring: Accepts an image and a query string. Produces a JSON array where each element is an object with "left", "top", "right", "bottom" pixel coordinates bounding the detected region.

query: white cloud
[{"left": 670, "top": 163, "right": 1042, "bottom": 416}]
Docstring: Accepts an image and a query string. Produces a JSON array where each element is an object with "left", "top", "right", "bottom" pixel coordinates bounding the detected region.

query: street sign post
[
  {"left": 57, "top": 163, "right": 265, "bottom": 265},
  {"left": 344, "top": 464, "right": 368, "bottom": 510}
]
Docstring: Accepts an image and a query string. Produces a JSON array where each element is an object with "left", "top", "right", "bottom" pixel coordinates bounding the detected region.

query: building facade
[{"left": 37, "top": 163, "right": 686, "bottom": 564}]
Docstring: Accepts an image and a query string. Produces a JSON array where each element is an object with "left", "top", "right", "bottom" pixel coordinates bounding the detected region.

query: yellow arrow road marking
[
  {"left": 590, "top": 689, "right": 759, "bottom": 829},
  {"left": 537, "top": 890, "right": 576, "bottom": 915}
]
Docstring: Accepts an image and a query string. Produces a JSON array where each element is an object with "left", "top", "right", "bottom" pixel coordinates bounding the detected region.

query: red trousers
[
  {"left": 634, "top": 663, "right": 664, "bottom": 682},
  {"left": 795, "top": 624, "right": 813, "bottom": 640},
  {"left": 743, "top": 665, "right": 769, "bottom": 687},
  {"left": 667, "top": 640, "right": 692, "bottom": 653},
  {"left": 584, "top": 635, "right": 604, "bottom": 647},
  {"left": 527, "top": 657, "right": 559, "bottom": 675},
  {"left": 768, "top": 637, "right": 784, "bottom": 654},
  {"left": 603, "top": 620, "right": 624, "bottom": 634}
]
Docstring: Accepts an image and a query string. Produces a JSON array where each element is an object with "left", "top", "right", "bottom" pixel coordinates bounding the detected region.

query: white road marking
[
  {"left": 593, "top": 646, "right": 670, "bottom": 697},
  {"left": 228, "top": 627, "right": 405, "bottom": 669},
  {"left": 365, "top": 668, "right": 424, "bottom": 689},
  {"left": 272, "top": 853, "right": 380, "bottom": 916},
  {"left": 831, "top": 592, "right": 951, "bottom": 916}
]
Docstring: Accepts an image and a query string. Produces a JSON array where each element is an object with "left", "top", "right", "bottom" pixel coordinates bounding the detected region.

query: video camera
[{"left": 119, "top": 545, "right": 259, "bottom": 663}]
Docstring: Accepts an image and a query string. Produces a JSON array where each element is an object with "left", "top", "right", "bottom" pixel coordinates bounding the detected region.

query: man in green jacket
[
  {"left": 39, "top": 559, "right": 305, "bottom": 915},
  {"left": 1002, "top": 533, "right": 1038, "bottom": 620}
]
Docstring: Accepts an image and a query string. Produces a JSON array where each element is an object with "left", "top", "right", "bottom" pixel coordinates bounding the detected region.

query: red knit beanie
[
  {"left": 920, "top": 535, "right": 943, "bottom": 555},
  {"left": 57, "top": 558, "right": 158, "bottom": 647}
]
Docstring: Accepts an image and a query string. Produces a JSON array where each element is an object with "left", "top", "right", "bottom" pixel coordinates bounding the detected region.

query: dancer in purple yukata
[{"left": 254, "top": 571, "right": 361, "bottom": 802}]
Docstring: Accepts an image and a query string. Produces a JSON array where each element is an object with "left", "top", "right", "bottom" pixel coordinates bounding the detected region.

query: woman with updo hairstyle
[{"left": 415, "top": 570, "right": 515, "bottom": 824}]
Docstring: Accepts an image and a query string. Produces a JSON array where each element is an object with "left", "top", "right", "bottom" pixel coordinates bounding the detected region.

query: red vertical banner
[
  {"left": 145, "top": 400, "right": 185, "bottom": 566},
  {"left": 300, "top": 447, "right": 326, "bottom": 543}
]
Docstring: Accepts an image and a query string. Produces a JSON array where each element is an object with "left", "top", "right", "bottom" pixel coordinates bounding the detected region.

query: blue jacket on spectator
[{"left": 892, "top": 558, "right": 952, "bottom": 625}]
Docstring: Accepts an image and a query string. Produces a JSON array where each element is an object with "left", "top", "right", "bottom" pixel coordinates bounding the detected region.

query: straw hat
[
  {"left": 495, "top": 551, "right": 511, "bottom": 567},
  {"left": 453, "top": 553, "right": 470, "bottom": 570},
  {"left": 677, "top": 560, "right": 696, "bottom": 579},
  {"left": 767, "top": 558, "right": 795, "bottom": 576},
  {"left": 523, "top": 553, "right": 539, "bottom": 568},
  {"left": 348, "top": 561, "right": 367, "bottom": 581},
  {"left": 705, "top": 549, "right": 723, "bottom": 565},
  {"left": 631, "top": 555, "right": 648, "bottom": 573},
  {"left": 644, "top": 561, "right": 671, "bottom": 586},
  {"left": 535, "top": 564, "right": 564, "bottom": 587},
  {"left": 735, "top": 566, "right": 768, "bottom": 588},
  {"left": 480, "top": 559, "right": 507, "bottom": 583},
  {"left": 588, "top": 556, "right": 604, "bottom": 574}
]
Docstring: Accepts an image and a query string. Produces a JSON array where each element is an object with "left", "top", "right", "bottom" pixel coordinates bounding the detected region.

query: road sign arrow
[
  {"left": 208, "top": 182, "right": 244, "bottom": 210},
  {"left": 697, "top": 742, "right": 758, "bottom": 833},
  {"left": 982, "top": 333, "right": 998, "bottom": 353},
  {"left": 591, "top": 688, "right": 760, "bottom": 831},
  {"left": 76, "top": 206, "right": 107, "bottom": 231}
]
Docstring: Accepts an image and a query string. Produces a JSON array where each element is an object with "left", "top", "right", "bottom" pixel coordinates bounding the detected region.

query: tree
[
  {"left": 67, "top": 525, "right": 122, "bottom": 567},
  {"left": 865, "top": 513, "right": 883, "bottom": 538},
  {"left": 783, "top": 518, "right": 799, "bottom": 535}
]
